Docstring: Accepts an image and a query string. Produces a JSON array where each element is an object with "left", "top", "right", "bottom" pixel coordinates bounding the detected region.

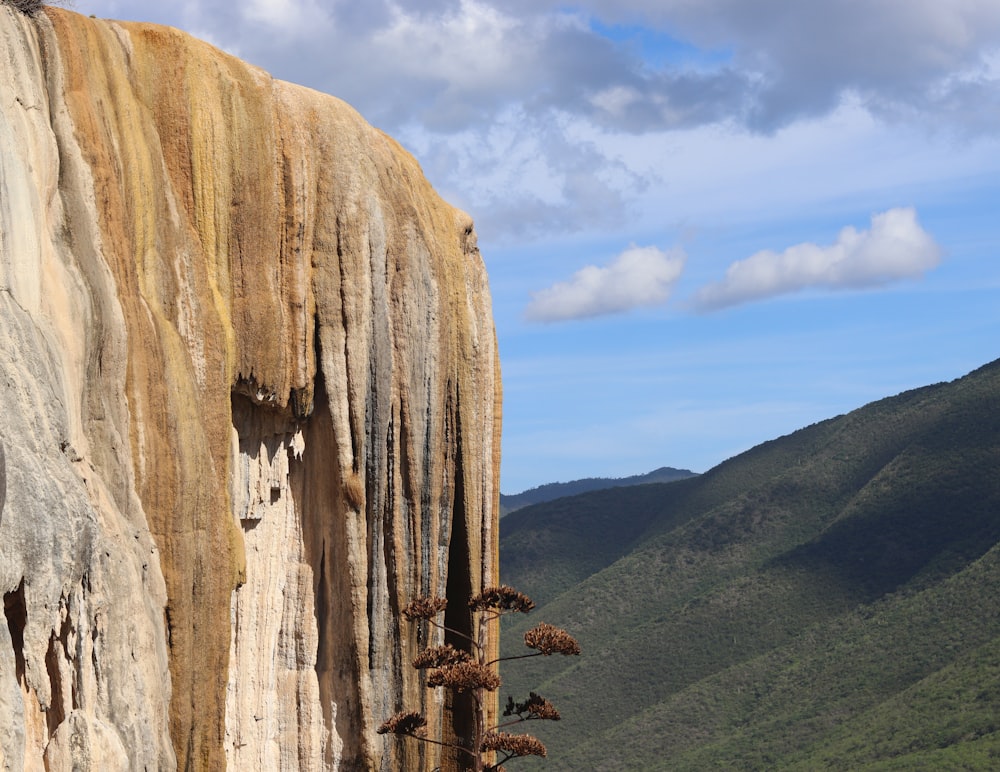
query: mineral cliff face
[{"left": 0, "top": 6, "right": 500, "bottom": 770}]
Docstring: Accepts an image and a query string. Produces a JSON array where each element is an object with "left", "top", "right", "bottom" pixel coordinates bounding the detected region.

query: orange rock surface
[{"left": 0, "top": 6, "right": 500, "bottom": 769}]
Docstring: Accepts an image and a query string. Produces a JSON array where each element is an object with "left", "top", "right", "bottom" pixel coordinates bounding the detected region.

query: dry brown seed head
[
  {"left": 412, "top": 644, "right": 472, "bottom": 669},
  {"left": 377, "top": 711, "right": 427, "bottom": 736},
  {"left": 426, "top": 661, "right": 501, "bottom": 692},
  {"left": 481, "top": 731, "right": 547, "bottom": 758},
  {"left": 503, "top": 692, "right": 561, "bottom": 721},
  {"left": 469, "top": 585, "right": 535, "bottom": 613},
  {"left": 523, "top": 622, "right": 581, "bottom": 656},
  {"left": 402, "top": 596, "right": 448, "bottom": 621}
]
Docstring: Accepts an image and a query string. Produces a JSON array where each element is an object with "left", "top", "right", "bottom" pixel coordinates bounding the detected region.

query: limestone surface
[{"left": 0, "top": 5, "right": 501, "bottom": 770}]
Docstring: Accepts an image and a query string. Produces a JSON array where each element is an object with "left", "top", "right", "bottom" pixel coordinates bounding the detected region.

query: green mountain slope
[{"left": 498, "top": 359, "right": 1000, "bottom": 769}]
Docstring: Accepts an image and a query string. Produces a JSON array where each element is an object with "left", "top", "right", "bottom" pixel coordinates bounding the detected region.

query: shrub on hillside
[{"left": 4, "top": 0, "right": 73, "bottom": 16}]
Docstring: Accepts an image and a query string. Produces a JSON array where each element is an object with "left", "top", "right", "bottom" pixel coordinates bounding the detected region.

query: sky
[{"left": 73, "top": 0, "right": 1000, "bottom": 493}]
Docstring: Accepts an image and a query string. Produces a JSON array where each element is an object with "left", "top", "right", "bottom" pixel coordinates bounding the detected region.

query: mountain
[
  {"left": 0, "top": 6, "right": 499, "bottom": 770},
  {"left": 499, "top": 359, "right": 1000, "bottom": 769},
  {"left": 500, "top": 466, "right": 697, "bottom": 515}
]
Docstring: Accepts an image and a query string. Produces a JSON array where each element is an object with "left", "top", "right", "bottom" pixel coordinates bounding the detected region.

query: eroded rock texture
[{"left": 0, "top": 6, "right": 501, "bottom": 770}]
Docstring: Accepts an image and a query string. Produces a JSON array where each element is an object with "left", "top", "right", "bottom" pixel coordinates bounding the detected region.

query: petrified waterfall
[{"left": 0, "top": 6, "right": 501, "bottom": 770}]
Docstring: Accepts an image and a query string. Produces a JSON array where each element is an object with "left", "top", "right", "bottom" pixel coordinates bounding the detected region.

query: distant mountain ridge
[
  {"left": 500, "top": 466, "right": 697, "bottom": 515},
  {"left": 499, "top": 359, "right": 1000, "bottom": 769}
]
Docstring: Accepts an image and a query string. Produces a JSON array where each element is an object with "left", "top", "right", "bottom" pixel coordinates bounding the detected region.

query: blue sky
[{"left": 76, "top": 0, "right": 1000, "bottom": 492}]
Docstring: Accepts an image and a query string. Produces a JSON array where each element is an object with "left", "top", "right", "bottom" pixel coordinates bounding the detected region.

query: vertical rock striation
[{"left": 0, "top": 5, "right": 500, "bottom": 770}]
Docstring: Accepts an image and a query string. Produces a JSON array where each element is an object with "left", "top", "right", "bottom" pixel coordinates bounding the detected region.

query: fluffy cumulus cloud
[
  {"left": 693, "top": 208, "right": 943, "bottom": 311},
  {"left": 525, "top": 245, "right": 685, "bottom": 322}
]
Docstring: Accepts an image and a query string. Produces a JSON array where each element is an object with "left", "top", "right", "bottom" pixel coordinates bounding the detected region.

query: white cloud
[
  {"left": 373, "top": 1, "right": 525, "bottom": 90},
  {"left": 693, "top": 207, "right": 942, "bottom": 310},
  {"left": 590, "top": 85, "right": 643, "bottom": 118},
  {"left": 525, "top": 244, "right": 685, "bottom": 322},
  {"left": 242, "top": 0, "right": 330, "bottom": 35}
]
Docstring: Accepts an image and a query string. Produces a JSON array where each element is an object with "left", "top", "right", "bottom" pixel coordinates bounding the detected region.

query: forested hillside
[{"left": 499, "top": 359, "right": 1000, "bottom": 770}]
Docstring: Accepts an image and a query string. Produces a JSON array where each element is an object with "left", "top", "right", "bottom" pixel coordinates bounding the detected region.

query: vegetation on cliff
[
  {"left": 2, "top": 0, "right": 72, "bottom": 16},
  {"left": 381, "top": 587, "right": 579, "bottom": 770}
]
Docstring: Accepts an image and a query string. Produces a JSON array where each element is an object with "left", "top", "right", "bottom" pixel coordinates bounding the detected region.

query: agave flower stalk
[{"left": 382, "top": 586, "right": 579, "bottom": 771}]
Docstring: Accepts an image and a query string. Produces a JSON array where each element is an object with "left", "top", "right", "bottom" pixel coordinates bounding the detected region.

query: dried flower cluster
[
  {"left": 469, "top": 585, "right": 535, "bottom": 614},
  {"left": 523, "top": 622, "right": 581, "bottom": 656},
  {"left": 481, "top": 731, "right": 547, "bottom": 758},
  {"left": 402, "top": 596, "right": 448, "bottom": 621},
  {"left": 427, "top": 660, "right": 501, "bottom": 692},
  {"left": 382, "top": 585, "right": 577, "bottom": 771},
  {"left": 412, "top": 643, "right": 471, "bottom": 669},
  {"left": 377, "top": 711, "right": 427, "bottom": 737},
  {"left": 503, "top": 692, "right": 561, "bottom": 721}
]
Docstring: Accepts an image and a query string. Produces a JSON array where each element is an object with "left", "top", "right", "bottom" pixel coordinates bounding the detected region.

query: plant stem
[
  {"left": 474, "top": 605, "right": 493, "bottom": 772},
  {"left": 488, "top": 716, "right": 535, "bottom": 732},
  {"left": 485, "top": 651, "right": 544, "bottom": 667},
  {"left": 428, "top": 618, "right": 481, "bottom": 654},
  {"left": 405, "top": 734, "right": 476, "bottom": 757}
]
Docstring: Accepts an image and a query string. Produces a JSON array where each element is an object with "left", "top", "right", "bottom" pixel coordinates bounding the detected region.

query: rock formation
[{"left": 0, "top": 5, "right": 501, "bottom": 770}]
